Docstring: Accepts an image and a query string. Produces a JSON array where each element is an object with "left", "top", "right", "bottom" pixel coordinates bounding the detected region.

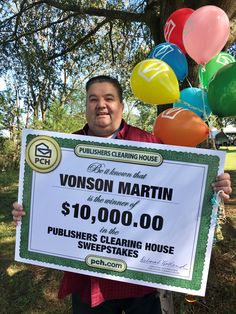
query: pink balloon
[{"left": 183, "top": 5, "right": 230, "bottom": 65}]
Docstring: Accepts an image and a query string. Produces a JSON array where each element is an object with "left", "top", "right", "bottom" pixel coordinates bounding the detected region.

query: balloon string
[
  {"left": 202, "top": 108, "right": 215, "bottom": 149},
  {"left": 208, "top": 117, "right": 218, "bottom": 150},
  {"left": 199, "top": 64, "right": 217, "bottom": 149},
  {"left": 211, "top": 190, "right": 226, "bottom": 242},
  {"left": 200, "top": 87, "right": 207, "bottom": 120},
  {"left": 199, "top": 64, "right": 206, "bottom": 89},
  {"left": 186, "top": 77, "right": 192, "bottom": 88},
  {"left": 199, "top": 65, "right": 207, "bottom": 118}
]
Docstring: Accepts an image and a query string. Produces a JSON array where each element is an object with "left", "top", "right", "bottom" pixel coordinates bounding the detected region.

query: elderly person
[{"left": 13, "top": 75, "right": 232, "bottom": 314}]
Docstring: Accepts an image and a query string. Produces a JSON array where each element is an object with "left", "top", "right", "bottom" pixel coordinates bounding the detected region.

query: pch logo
[{"left": 26, "top": 136, "right": 61, "bottom": 173}]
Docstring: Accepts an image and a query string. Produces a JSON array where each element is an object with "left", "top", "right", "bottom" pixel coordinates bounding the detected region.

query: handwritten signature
[{"left": 140, "top": 256, "right": 189, "bottom": 270}]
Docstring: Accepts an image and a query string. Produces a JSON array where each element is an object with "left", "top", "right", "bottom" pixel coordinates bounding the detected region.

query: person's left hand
[{"left": 212, "top": 172, "right": 232, "bottom": 201}]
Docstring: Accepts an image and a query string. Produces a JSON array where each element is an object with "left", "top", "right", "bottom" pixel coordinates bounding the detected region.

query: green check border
[{"left": 20, "top": 134, "right": 220, "bottom": 291}]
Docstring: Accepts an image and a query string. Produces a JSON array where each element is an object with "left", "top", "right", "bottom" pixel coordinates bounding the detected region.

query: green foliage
[
  {"left": 0, "top": 0, "right": 152, "bottom": 126},
  {"left": 211, "top": 116, "right": 236, "bottom": 130},
  {"left": 0, "top": 137, "right": 20, "bottom": 170},
  {"left": 0, "top": 89, "right": 24, "bottom": 138},
  {"left": 40, "top": 100, "right": 86, "bottom": 133},
  {"left": 136, "top": 102, "right": 157, "bottom": 132},
  {"left": 0, "top": 168, "right": 19, "bottom": 188},
  {"left": 0, "top": 88, "right": 22, "bottom": 170}
]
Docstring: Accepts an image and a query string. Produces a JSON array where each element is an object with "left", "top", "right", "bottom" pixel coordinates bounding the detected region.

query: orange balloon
[{"left": 153, "top": 108, "right": 209, "bottom": 147}]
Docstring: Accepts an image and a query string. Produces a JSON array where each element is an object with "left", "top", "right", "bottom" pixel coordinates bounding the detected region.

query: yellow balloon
[{"left": 130, "top": 58, "right": 180, "bottom": 105}]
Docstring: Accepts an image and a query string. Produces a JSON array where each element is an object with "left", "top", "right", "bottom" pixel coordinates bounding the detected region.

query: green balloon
[
  {"left": 208, "top": 62, "right": 236, "bottom": 117},
  {"left": 198, "top": 52, "right": 235, "bottom": 89}
]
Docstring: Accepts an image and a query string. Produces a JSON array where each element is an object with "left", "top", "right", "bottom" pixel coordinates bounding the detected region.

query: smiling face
[{"left": 86, "top": 82, "right": 124, "bottom": 137}]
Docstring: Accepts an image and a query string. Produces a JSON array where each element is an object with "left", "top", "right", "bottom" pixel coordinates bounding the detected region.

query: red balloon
[
  {"left": 153, "top": 108, "right": 209, "bottom": 147},
  {"left": 164, "top": 8, "right": 194, "bottom": 53}
]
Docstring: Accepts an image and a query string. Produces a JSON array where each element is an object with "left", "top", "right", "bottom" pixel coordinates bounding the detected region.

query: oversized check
[{"left": 15, "top": 129, "right": 226, "bottom": 296}]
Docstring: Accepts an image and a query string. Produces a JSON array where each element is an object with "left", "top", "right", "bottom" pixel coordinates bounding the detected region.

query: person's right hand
[{"left": 12, "top": 202, "right": 25, "bottom": 226}]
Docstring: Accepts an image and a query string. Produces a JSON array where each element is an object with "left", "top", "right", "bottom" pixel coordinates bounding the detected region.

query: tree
[
  {"left": 0, "top": 0, "right": 235, "bottom": 127},
  {"left": 0, "top": 87, "right": 23, "bottom": 140},
  {"left": 227, "top": 41, "right": 236, "bottom": 58},
  {"left": 0, "top": 87, "right": 23, "bottom": 169}
]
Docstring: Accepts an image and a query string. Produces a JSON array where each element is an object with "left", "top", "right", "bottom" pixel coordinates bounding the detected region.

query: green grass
[
  {"left": 0, "top": 169, "right": 71, "bottom": 313},
  {"left": 222, "top": 147, "right": 236, "bottom": 171}
]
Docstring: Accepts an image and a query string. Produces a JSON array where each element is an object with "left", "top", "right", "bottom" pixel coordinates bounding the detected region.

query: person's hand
[
  {"left": 212, "top": 172, "right": 232, "bottom": 201},
  {"left": 12, "top": 202, "right": 25, "bottom": 226}
]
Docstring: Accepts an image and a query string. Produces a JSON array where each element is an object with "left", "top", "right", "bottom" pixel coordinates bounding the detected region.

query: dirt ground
[
  {"left": 174, "top": 170, "right": 236, "bottom": 313},
  {"left": 225, "top": 170, "right": 236, "bottom": 228}
]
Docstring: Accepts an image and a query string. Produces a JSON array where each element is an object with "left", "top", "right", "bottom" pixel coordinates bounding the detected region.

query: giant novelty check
[{"left": 15, "top": 129, "right": 226, "bottom": 296}]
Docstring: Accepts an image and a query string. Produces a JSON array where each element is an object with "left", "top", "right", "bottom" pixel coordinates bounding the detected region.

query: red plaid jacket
[{"left": 58, "top": 120, "right": 162, "bottom": 307}]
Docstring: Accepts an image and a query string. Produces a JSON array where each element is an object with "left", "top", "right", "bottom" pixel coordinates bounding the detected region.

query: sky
[{"left": 0, "top": 77, "right": 6, "bottom": 91}]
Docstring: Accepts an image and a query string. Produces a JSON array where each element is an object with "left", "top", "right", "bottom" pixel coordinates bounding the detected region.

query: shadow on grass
[
  {"left": 0, "top": 170, "right": 71, "bottom": 313},
  {"left": 0, "top": 241, "right": 71, "bottom": 314}
]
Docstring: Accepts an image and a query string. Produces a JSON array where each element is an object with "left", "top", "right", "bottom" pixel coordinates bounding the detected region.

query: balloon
[
  {"left": 164, "top": 8, "right": 194, "bottom": 53},
  {"left": 183, "top": 6, "right": 230, "bottom": 65},
  {"left": 173, "top": 87, "right": 211, "bottom": 118},
  {"left": 148, "top": 43, "right": 188, "bottom": 81},
  {"left": 198, "top": 52, "right": 235, "bottom": 88},
  {"left": 208, "top": 62, "right": 236, "bottom": 117},
  {"left": 153, "top": 108, "right": 209, "bottom": 147},
  {"left": 130, "top": 59, "right": 180, "bottom": 105}
]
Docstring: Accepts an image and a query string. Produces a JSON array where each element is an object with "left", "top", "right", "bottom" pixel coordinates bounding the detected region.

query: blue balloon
[
  {"left": 148, "top": 43, "right": 188, "bottom": 81},
  {"left": 173, "top": 87, "right": 211, "bottom": 118}
]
